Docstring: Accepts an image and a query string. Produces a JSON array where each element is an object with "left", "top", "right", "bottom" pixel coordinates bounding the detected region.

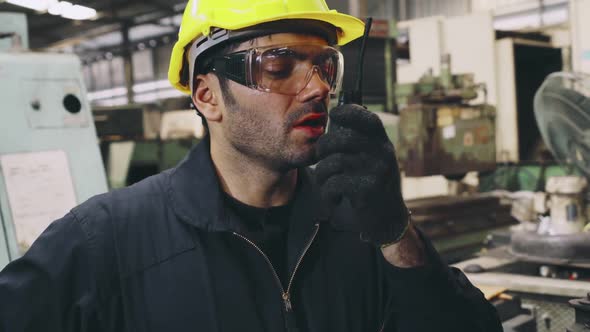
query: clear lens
[{"left": 252, "top": 44, "right": 343, "bottom": 96}]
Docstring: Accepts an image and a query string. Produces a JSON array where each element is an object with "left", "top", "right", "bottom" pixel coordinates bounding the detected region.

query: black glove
[{"left": 315, "top": 104, "right": 410, "bottom": 246}]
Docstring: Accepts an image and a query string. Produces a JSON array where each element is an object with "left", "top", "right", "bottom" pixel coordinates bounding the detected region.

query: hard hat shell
[{"left": 168, "top": 0, "right": 366, "bottom": 95}]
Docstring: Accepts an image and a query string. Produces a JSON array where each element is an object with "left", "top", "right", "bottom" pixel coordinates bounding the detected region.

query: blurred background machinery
[
  {"left": 92, "top": 98, "right": 203, "bottom": 189},
  {"left": 567, "top": 293, "right": 590, "bottom": 332},
  {"left": 2, "top": 0, "right": 590, "bottom": 329},
  {"left": 455, "top": 71, "right": 590, "bottom": 332},
  {"left": 387, "top": 49, "right": 514, "bottom": 262},
  {"left": 0, "top": 13, "right": 107, "bottom": 270},
  {"left": 396, "top": 54, "right": 496, "bottom": 178}
]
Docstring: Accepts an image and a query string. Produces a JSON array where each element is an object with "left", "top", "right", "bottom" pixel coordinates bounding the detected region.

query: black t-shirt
[{"left": 223, "top": 192, "right": 292, "bottom": 286}]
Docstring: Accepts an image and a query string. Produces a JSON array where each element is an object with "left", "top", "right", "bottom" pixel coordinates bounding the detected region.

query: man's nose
[{"left": 297, "top": 67, "right": 331, "bottom": 102}]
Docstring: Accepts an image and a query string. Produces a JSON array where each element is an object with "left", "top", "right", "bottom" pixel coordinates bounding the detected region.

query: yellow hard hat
[{"left": 168, "top": 0, "right": 366, "bottom": 95}]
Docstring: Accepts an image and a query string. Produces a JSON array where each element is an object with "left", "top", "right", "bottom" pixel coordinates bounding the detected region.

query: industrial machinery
[
  {"left": 0, "top": 14, "right": 108, "bottom": 270},
  {"left": 395, "top": 54, "right": 496, "bottom": 178},
  {"left": 339, "top": 18, "right": 398, "bottom": 113},
  {"left": 511, "top": 72, "right": 590, "bottom": 262},
  {"left": 93, "top": 103, "right": 163, "bottom": 142},
  {"left": 492, "top": 294, "right": 537, "bottom": 332},
  {"left": 407, "top": 195, "right": 516, "bottom": 262},
  {"left": 93, "top": 98, "right": 202, "bottom": 189},
  {"left": 0, "top": 12, "right": 28, "bottom": 52},
  {"left": 567, "top": 293, "right": 590, "bottom": 332},
  {"left": 391, "top": 54, "right": 506, "bottom": 261},
  {"left": 455, "top": 72, "right": 590, "bottom": 332}
]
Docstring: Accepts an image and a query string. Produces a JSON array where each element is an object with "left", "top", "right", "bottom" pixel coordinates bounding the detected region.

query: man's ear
[{"left": 192, "top": 74, "right": 222, "bottom": 123}]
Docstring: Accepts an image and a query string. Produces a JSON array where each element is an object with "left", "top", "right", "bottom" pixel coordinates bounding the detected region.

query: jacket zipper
[
  {"left": 235, "top": 224, "right": 388, "bottom": 332},
  {"left": 233, "top": 223, "right": 320, "bottom": 315},
  {"left": 379, "top": 312, "right": 395, "bottom": 332},
  {"left": 378, "top": 300, "right": 394, "bottom": 331}
]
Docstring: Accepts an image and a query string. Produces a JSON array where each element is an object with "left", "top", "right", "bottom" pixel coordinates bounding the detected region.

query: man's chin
[{"left": 287, "top": 148, "right": 318, "bottom": 169}]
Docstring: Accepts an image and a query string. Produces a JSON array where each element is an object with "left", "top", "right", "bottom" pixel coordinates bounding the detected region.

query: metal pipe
[
  {"left": 121, "top": 21, "right": 134, "bottom": 104},
  {"left": 384, "top": 0, "right": 395, "bottom": 19},
  {"left": 399, "top": 0, "right": 408, "bottom": 20},
  {"left": 539, "top": 0, "right": 545, "bottom": 27},
  {"left": 349, "top": 0, "right": 368, "bottom": 17},
  {"left": 385, "top": 20, "right": 398, "bottom": 114},
  {"left": 349, "top": 0, "right": 360, "bottom": 17}
]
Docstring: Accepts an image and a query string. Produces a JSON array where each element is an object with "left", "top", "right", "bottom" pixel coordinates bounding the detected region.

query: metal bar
[
  {"left": 38, "top": 3, "right": 185, "bottom": 50},
  {"left": 398, "top": 0, "right": 408, "bottom": 20},
  {"left": 539, "top": 0, "right": 545, "bottom": 26},
  {"left": 78, "top": 31, "right": 176, "bottom": 64},
  {"left": 384, "top": 0, "right": 395, "bottom": 19},
  {"left": 122, "top": 21, "right": 134, "bottom": 104},
  {"left": 385, "top": 20, "right": 398, "bottom": 114},
  {"left": 459, "top": 271, "right": 590, "bottom": 298},
  {"left": 349, "top": 0, "right": 369, "bottom": 17},
  {"left": 144, "top": 0, "right": 176, "bottom": 14},
  {"left": 349, "top": 0, "right": 361, "bottom": 17},
  {"left": 0, "top": 198, "right": 12, "bottom": 266}
]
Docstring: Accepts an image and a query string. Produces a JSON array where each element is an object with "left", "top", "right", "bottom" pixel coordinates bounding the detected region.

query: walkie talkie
[{"left": 338, "top": 17, "right": 373, "bottom": 106}]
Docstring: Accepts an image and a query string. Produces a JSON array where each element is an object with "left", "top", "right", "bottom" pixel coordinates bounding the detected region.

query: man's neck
[{"left": 209, "top": 140, "right": 298, "bottom": 208}]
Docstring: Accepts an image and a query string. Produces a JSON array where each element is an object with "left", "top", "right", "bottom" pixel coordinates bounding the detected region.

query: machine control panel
[
  {"left": 21, "top": 79, "right": 89, "bottom": 129},
  {"left": 0, "top": 52, "right": 107, "bottom": 269}
]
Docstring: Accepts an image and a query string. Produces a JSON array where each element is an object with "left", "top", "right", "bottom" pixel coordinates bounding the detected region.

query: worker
[{"left": 0, "top": 1, "right": 502, "bottom": 331}]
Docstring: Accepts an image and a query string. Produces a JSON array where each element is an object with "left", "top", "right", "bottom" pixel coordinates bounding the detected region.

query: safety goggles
[{"left": 202, "top": 43, "right": 344, "bottom": 96}]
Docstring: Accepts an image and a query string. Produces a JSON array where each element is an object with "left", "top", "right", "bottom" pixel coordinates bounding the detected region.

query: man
[{"left": 0, "top": 0, "right": 502, "bottom": 331}]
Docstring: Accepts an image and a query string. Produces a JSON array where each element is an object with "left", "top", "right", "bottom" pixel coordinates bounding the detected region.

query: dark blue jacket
[{"left": 0, "top": 139, "right": 501, "bottom": 332}]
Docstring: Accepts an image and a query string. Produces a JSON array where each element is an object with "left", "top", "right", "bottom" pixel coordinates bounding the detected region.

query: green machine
[
  {"left": 0, "top": 14, "right": 108, "bottom": 269},
  {"left": 396, "top": 54, "right": 496, "bottom": 178},
  {"left": 393, "top": 54, "right": 506, "bottom": 263}
]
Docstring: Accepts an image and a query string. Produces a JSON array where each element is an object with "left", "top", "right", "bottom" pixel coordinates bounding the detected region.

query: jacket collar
[{"left": 166, "top": 137, "right": 330, "bottom": 234}]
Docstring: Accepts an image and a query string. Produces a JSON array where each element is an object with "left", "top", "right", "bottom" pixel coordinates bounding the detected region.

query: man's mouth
[
  {"left": 292, "top": 113, "right": 328, "bottom": 138},
  {"left": 292, "top": 113, "right": 327, "bottom": 138},
  {"left": 293, "top": 113, "right": 328, "bottom": 128}
]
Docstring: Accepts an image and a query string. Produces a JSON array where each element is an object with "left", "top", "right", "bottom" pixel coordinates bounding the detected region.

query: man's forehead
[{"left": 233, "top": 33, "right": 329, "bottom": 52}]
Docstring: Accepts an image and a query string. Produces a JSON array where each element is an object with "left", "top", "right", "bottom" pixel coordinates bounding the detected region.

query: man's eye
[
  {"left": 263, "top": 68, "right": 291, "bottom": 79},
  {"left": 263, "top": 62, "right": 294, "bottom": 79}
]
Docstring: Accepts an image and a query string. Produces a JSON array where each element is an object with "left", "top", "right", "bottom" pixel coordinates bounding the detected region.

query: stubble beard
[{"left": 221, "top": 89, "right": 319, "bottom": 172}]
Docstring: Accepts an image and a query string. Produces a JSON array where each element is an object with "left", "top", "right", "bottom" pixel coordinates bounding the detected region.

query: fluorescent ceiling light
[
  {"left": 133, "top": 79, "right": 171, "bottom": 93},
  {"left": 87, "top": 87, "right": 127, "bottom": 101},
  {"left": 48, "top": 0, "right": 71, "bottom": 15},
  {"left": 6, "top": 0, "right": 50, "bottom": 11},
  {"left": 60, "top": 4, "right": 97, "bottom": 20},
  {"left": 6, "top": 0, "right": 97, "bottom": 20}
]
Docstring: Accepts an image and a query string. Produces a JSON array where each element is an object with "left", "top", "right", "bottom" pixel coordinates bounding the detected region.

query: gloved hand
[{"left": 315, "top": 104, "right": 410, "bottom": 246}]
